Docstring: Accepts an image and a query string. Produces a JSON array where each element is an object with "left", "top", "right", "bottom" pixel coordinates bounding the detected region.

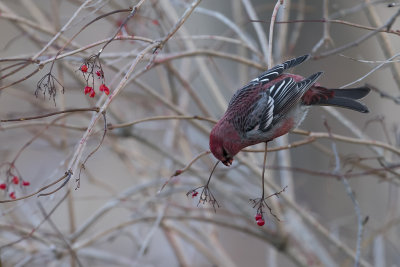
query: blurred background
[{"left": 0, "top": 0, "right": 399, "bottom": 266}]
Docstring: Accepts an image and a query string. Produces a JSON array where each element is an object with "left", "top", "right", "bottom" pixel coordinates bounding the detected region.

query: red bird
[
  {"left": 209, "top": 54, "right": 370, "bottom": 166},
  {"left": 189, "top": 55, "right": 369, "bottom": 214}
]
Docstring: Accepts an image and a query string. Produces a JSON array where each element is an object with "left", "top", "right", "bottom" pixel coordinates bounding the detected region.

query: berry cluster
[
  {"left": 254, "top": 213, "right": 265, "bottom": 226},
  {"left": 0, "top": 175, "right": 30, "bottom": 200},
  {"left": 79, "top": 56, "right": 110, "bottom": 98},
  {"left": 189, "top": 188, "right": 266, "bottom": 226},
  {"left": 82, "top": 83, "right": 110, "bottom": 98}
]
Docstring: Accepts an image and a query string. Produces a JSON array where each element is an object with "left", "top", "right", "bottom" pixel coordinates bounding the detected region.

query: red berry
[
  {"left": 152, "top": 19, "right": 160, "bottom": 26},
  {"left": 89, "top": 90, "right": 96, "bottom": 98},
  {"left": 12, "top": 176, "right": 19, "bottom": 185},
  {"left": 99, "top": 84, "right": 110, "bottom": 95},
  {"left": 96, "top": 70, "right": 103, "bottom": 77},
  {"left": 84, "top": 86, "right": 92, "bottom": 95},
  {"left": 192, "top": 191, "right": 198, "bottom": 198},
  {"left": 256, "top": 219, "right": 265, "bottom": 226},
  {"left": 81, "top": 64, "right": 88, "bottom": 73},
  {"left": 0, "top": 183, "right": 6, "bottom": 190},
  {"left": 9, "top": 192, "right": 16, "bottom": 199},
  {"left": 255, "top": 213, "right": 262, "bottom": 221},
  {"left": 22, "top": 181, "right": 30, "bottom": 186}
]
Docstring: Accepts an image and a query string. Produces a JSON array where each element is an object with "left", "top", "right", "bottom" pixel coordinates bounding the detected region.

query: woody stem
[
  {"left": 261, "top": 142, "right": 268, "bottom": 199},
  {"left": 205, "top": 161, "right": 220, "bottom": 187}
]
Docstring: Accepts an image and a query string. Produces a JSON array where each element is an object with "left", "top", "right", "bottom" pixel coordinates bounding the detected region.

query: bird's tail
[
  {"left": 330, "top": 87, "right": 370, "bottom": 99},
  {"left": 302, "top": 86, "right": 370, "bottom": 113}
]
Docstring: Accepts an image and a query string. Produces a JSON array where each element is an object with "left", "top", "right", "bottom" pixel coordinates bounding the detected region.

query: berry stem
[
  {"left": 261, "top": 142, "right": 268, "bottom": 200},
  {"left": 204, "top": 160, "right": 219, "bottom": 190},
  {"left": 186, "top": 161, "right": 220, "bottom": 211}
]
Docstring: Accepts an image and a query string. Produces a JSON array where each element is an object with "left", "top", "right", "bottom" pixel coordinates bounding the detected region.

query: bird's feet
[{"left": 187, "top": 185, "right": 220, "bottom": 212}]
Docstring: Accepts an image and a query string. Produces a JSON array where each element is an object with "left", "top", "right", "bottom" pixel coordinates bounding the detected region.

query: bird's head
[{"left": 209, "top": 124, "right": 235, "bottom": 166}]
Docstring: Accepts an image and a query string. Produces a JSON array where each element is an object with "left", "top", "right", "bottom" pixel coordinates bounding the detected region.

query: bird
[
  {"left": 193, "top": 54, "right": 370, "bottom": 215},
  {"left": 209, "top": 54, "right": 370, "bottom": 166}
]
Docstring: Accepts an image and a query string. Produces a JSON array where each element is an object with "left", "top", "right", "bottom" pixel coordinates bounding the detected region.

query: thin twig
[
  {"left": 311, "top": 0, "right": 333, "bottom": 53},
  {"left": 107, "top": 115, "right": 216, "bottom": 130},
  {"left": 159, "top": 150, "right": 211, "bottom": 193},
  {"left": 242, "top": 0, "right": 269, "bottom": 64},
  {"left": 37, "top": 201, "right": 83, "bottom": 267},
  {"left": 325, "top": 120, "right": 364, "bottom": 267},
  {"left": 315, "top": 8, "right": 400, "bottom": 59},
  {"left": 0, "top": 107, "right": 99, "bottom": 122},
  {"left": 292, "top": 129, "right": 400, "bottom": 156},
  {"left": 0, "top": 190, "right": 70, "bottom": 249},
  {"left": 366, "top": 83, "right": 400, "bottom": 105},
  {"left": 340, "top": 52, "right": 400, "bottom": 88},
  {"left": 268, "top": 0, "right": 283, "bottom": 68}
]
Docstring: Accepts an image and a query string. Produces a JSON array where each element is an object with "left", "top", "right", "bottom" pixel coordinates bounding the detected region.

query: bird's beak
[{"left": 223, "top": 158, "right": 233, "bottom": 166}]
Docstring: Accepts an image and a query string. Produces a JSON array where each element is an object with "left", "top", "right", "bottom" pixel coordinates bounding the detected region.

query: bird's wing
[
  {"left": 242, "top": 78, "right": 297, "bottom": 133},
  {"left": 228, "top": 55, "right": 310, "bottom": 108},
  {"left": 243, "top": 72, "right": 323, "bottom": 134},
  {"left": 243, "top": 90, "right": 274, "bottom": 132},
  {"left": 249, "top": 54, "right": 310, "bottom": 85},
  {"left": 270, "top": 72, "right": 323, "bottom": 124}
]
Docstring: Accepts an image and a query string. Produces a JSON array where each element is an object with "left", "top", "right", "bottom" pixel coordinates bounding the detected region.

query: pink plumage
[{"left": 210, "top": 55, "right": 370, "bottom": 166}]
